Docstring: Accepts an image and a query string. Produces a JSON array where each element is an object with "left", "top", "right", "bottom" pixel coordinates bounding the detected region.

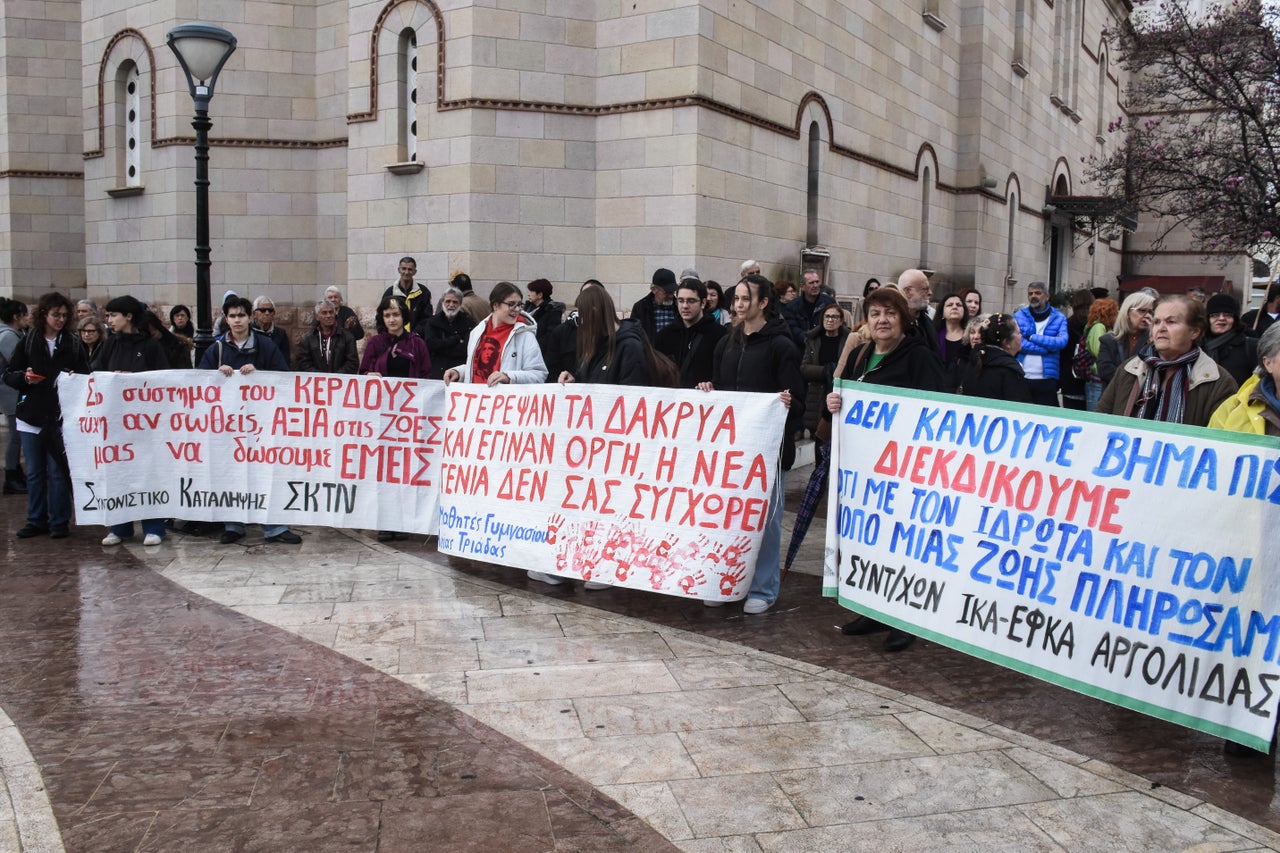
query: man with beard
[
  {"left": 423, "top": 288, "right": 475, "bottom": 380},
  {"left": 295, "top": 300, "right": 358, "bottom": 373}
]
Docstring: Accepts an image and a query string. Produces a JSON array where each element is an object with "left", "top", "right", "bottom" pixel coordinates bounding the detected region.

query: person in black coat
[
  {"left": 296, "top": 300, "right": 359, "bottom": 374},
  {"left": 561, "top": 287, "right": 674, "bottom": 387},
  {"left": 2, "top": 292, "right": 89, "bottom": 539},
  {"left": 699, "top": 275, "right": 804, "bottom": 616},
  {"left": 958, "top": 313, "right": 1032, "bottom": 403},
  {"left": 655, "top": 278, "right": 727, "bottom": 387},
  {"left": 423, "top": 288, "right": 475, "bottom": 380},
  {"left": 1203, "top": 293, "right": 1258, "bottom": 386},
  {"left": 525, "top": 278, "right": 565, "bottom": 370}
]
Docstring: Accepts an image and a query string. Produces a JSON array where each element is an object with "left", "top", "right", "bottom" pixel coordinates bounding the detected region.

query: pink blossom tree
[{"left": 1088, "top": 0, "right": 1280, "bottom": 254}]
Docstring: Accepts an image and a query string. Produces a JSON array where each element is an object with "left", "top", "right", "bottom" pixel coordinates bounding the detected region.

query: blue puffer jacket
[{"left": 1013, "top": 306, "right": 1068, "bottom": 381}]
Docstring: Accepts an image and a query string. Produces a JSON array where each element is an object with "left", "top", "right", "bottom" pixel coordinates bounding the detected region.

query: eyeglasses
[
  {"left": 255, "top": 307, "right": 275, "bottom": 313},
  {"left": 823, "top": 314, "right": 842, "bottom": 321},
  {"left": 500, "top": 300, "right": 522, "bottom": 309},
  {"left": 676, "top": 298, "right": 702, "bottom": 305},
  {"left": 1131, "top": 308, "right": 1154, "bottom": 316}
]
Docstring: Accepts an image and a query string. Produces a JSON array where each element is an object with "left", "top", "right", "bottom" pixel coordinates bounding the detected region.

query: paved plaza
[{"left": 1, "top": 468, "right": 1278, "bottom": 851}]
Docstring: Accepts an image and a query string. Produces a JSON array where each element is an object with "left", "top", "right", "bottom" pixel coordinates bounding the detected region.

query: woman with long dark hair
[
  {"left": 559, "top": 286, "right": 675, "bottom": 387},
  {"left": 705, "top": 280, "right": 730, "bottom": 325},
  {"left": 937, "top": 293, "right": 968, "bottom": 389},
  {"left": 95, "top": 295, "right": 171, "bottom": 546},
  {"left": 2, "top": 292, "right": 90, "bottom": 539},
  {"left": 169, "top": 304, "right": 195, "bottom": 339}
]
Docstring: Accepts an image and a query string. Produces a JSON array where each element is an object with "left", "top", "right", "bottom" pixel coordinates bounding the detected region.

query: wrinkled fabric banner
[
  {"left": 59, "top": 371, "right": 444, "bottom": 533},
  {"left": 824, "top": 380, "right": 1280, "bottom": 750},
  {"left": 436, "top": 383, "right": 784, "bottom": 602}
]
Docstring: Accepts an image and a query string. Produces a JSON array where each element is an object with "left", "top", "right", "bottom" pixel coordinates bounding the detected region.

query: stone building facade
[{"left": 0, "top": 0, "right": 1248, "bottom": 328}]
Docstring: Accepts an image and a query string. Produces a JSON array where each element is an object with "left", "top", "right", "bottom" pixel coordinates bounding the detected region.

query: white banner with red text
[
  {"left": 436, "top": 383, "right": 784, "bottom": 601},
  {"left": 823, "top": 381, "right": 1280, "bottom": 750},
  {"left": 58, "top": 371, "right": 444, "bottom": 533}
]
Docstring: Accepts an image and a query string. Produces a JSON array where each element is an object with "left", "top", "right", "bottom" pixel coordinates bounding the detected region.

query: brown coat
[{"left": 1096, "top": 350, "right": 1237, "bottom": 428}]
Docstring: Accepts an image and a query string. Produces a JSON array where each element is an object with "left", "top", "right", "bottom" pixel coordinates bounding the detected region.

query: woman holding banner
[
  {"left": 825, "top": 285, "right": 946, "bottom": 652},
  {"left": 361, "top": 294, "right": 431, "bottom": 543},
  {"left": 1210, "top": 322, "right": 1280, "bottom": 437},
  {"left": 96, "top": 296, "right": 173, "bottom": 546},
  {"left": 360, "top": 294, "right": 432, "bottom": 380},
  {"left": 3, "top": 292, "right": 89, "bottom": 540},
  {"left": 442, "top": 282, "right": 547, "bottom": 387},
  {"left": 1097, "top": 295, "right": 1236, "bottom": 427}
]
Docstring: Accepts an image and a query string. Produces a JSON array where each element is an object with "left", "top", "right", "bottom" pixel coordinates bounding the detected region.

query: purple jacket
[{"left": 359, "top": 332, "right": 432, "bottom": 379}]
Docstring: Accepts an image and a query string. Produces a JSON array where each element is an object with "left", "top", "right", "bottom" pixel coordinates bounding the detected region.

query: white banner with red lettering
[
  {"left": 58, "top": 371, "right": 444, "bottom": 533},
  {"left": 436, "top": 383, "right": 784, "bottom": 601}
]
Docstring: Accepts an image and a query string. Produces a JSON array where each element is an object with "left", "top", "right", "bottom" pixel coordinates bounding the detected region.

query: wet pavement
[{"left": 1, "top": 465, "right": 1278, "bottom": 851}]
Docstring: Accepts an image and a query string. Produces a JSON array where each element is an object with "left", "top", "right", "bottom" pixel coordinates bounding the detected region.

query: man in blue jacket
[
  {"left": 198, "top": 296, "right": 300, "bottom": 545},
  {"left": 1014, "top": 281, "right": 1068, "bottom": 407}
]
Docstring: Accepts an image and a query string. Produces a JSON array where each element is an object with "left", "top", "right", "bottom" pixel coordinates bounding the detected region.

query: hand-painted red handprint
[
  {"left": 718, "top": 565, "right": 748, "bottom": 595},
  {"left": 678, "top": 570, "right": 707, "bottom": 595},
  {"left": 545, "top": 513, "right": 566, "bottom": 544},
  {"left": 648, "top": 561, "right": 674, "bottom": 590},
  {"left": 581, "top": 520, "right": 599, "bottom": 548},
  {"left": 721, "top": 536, "right": 752, "bottom": 568}
]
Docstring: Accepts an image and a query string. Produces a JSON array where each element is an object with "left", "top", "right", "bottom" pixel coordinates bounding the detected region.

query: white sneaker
[
  {"left": 583, "top": 580, "right": 610, "bottom": 590},
  {"left": 743, "top": 597, "right": 773, "bottom": 614},
  {"left": 526, "top": 571, "right": 566, "bottom": 586},
  {"left": 101, "top": 533, "right": 122, "bottom": 546},
  {"left": 143, "top": 533, "right": 162, "bottom": 546},
  {"left": 703, "top": 600, "right": 727, "bottom": 608}
]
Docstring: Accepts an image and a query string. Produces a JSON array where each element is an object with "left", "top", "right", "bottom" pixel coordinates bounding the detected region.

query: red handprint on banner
[
  {"left": 678, "top": 570, "right": 707, "bottom": 595},
  {"left": 545, "top": 513, "right": 565, "bottom": 545},
  {"left": 718, "top": 565, "right": 748, "bottom": 596},
  {"left": 721, "top": 536, "right": 751, "bottom": 568}
]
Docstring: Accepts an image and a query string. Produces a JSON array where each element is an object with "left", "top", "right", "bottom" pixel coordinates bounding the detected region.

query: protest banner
[
  {"left": 58, "top": 371, "right": 445, "bottom": 533},
  {"left": 437, "top": 383, "right": 785, "bottom": 601},
  {"left": 823, "top": 381, "right": 1280, "bottom": 749}
]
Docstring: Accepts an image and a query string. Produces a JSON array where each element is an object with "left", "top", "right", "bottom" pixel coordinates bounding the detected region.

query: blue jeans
[
  {"left": 1085, "top": 379, "right": 1103, "bottom": 412},
  {"left": 20, "top": 429, "right": 70, "bottom": 529},
  {"left": 5, "top": 414, "right": 21, "bottom": 470},
  {"left": 225, "top": 522, "right": 288, "bottom": 538},
  {"left": 111, "top": 518, "right": 166, "bottom": 539},
  {"left": 747, "top": 465, "right": 785, "bottom": 604}
]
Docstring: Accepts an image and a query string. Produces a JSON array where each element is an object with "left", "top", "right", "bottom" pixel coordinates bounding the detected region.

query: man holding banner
[
  {"left": 198, "top": 297, "right": 301, "bottom": 545},
  {"left": 700, "top": 274, "right": 803, "bottom": 614}
]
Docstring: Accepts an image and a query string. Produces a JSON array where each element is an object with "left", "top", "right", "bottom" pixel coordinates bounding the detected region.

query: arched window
[
  {"left": 806, "top": 121, "right": 820, "bottom": 246},
  {"left": 118, "top": 62, "right": 141, "bottom": 188},
  {"left": 399, "top": 29, "right": 418, "bottom": 163},
  {"left": 920, "top": 167, "right": 932, "bottom": 269}
]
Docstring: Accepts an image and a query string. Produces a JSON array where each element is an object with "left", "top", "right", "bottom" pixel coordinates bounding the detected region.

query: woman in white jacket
[{"left": 443, "top": 281, "right": 548, "bottom": 385}]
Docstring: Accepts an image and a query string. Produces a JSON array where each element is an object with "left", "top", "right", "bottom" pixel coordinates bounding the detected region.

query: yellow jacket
[{"left": 1209, "top": 374, "right": 1280, "bottom": 436}]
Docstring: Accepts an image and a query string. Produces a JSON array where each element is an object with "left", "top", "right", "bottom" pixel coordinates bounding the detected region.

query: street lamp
[{"left": 167, "top": 23, "right": 236, "bottom": 364}]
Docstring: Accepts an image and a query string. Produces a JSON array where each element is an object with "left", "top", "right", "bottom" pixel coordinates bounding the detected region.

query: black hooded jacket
[
  {"left": 655, "top": 312, "right": 726, "bottom": 388},
  {"left": 574, "top": 319, "right": 655, "bottom": 386},
  {"left": 958, "top": 345, "right": 1032, "bottom": 403},
  {"left": 712, "top": 314, "right": 805, "bottom": 467}
]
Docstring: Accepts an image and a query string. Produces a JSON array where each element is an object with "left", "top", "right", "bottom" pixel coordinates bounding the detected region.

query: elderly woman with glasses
[
  {"left": 77, "top": 316, "right": 106, "bottom": 364},
  {"left": 443, "top": 281, "right": 547, "bottom": 386}
]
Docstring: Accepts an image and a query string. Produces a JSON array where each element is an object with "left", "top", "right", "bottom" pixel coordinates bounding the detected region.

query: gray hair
[
  {"left": 77, "top": 298, "right": 98, "bottom": 311},
  {"left": 740, "top": 259, "right": 759, "bottom": 274},
  {"left": 324, "top": 286, "right": 342, "bottom": 298},
  {"left": 252, "top": 295, "right": 275, "bottom": 310},
  {"left": 1113, "top": 291, "right": 1156, "bottom": 338},
  {"left": 440, "top": 287, "right": 464, "bottom": 302},
  {"left": 314, "top": 300, "right": 335, "bottom": 314},
  {"left": 1257, "top": 322, "right": 1280, "bottom": 374}
]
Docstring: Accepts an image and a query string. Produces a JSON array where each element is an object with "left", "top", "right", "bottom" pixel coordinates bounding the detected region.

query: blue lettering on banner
[
  {"left": 911, "top": 407, "right": 1081, "bottom": 466},
  {"left": 1092, "top": 433, "right": 1218, "bottom": 489}
]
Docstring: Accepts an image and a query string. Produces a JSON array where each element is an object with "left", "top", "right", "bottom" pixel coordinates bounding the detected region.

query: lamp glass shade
[{"left": 173, "top": 35, "right": 231, "bottom": 83}]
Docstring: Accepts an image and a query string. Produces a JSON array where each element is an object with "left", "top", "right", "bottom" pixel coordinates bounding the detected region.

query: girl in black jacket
[
  {"left": 2, "top": 292, "right": 89, "bottom": 539},
  {"left": 958, "top": 313, "right": 1033, "bottom": 403}
]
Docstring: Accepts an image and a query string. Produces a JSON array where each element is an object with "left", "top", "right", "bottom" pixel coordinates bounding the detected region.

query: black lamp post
[{"left": 166, "top": 23, "right": 237, "bottom": 364}]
